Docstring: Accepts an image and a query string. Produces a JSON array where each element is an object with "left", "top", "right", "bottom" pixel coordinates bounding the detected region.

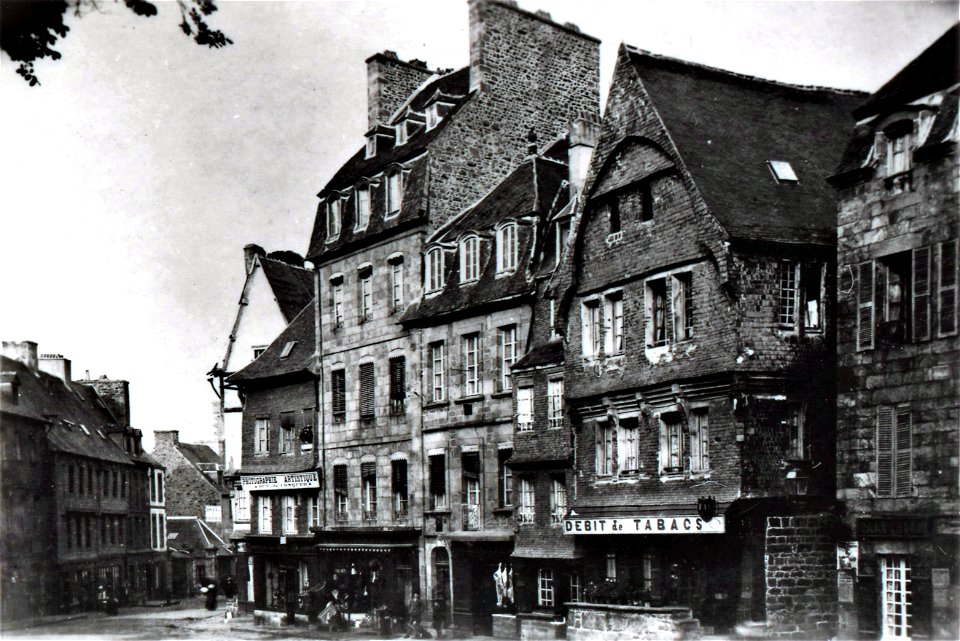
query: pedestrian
[
  {"left": 432, "top": 586, "right": 448, "bottom": 639},
  {"left": 202, "top": 579, "right": 218, "bottom": 610},
  {"left": 405, "top": 590, "right": 424, "bottom": 638}
]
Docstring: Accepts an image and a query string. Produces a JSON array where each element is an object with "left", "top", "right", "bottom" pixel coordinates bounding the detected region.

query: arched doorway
[{"left": 431, "top": 546, "right": 451, "bottom": 617}]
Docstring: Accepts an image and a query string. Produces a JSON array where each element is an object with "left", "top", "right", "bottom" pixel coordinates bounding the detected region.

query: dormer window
[
  {"left": 426, "top": 247, "right": 444, "bottom": 293},
  {"left": 496, "top": 222, "right": 518, "bottom": 274},
  {"left": 460, "top": 235, "right": 480, "bottom": 283},
  {"left": 386, "top": 169, "right": 403, "bottom": 218},
  {"left": 326, "top": 196, "right": 341, "bottom": 241},
  {"left": 426, "top": 104, "right": 440, "bottom": 130},
  {"left": 396, "top": 122, "right": 409, "bottom": 146},
  {"left": 365, "top": 136, "right": 377, "bottom": 159},
  {"left": 884, "top": 120, "right": 914, "bottom": 194},
  {"left": 355, "top": 185, "right": 371, "bottom": 230}
]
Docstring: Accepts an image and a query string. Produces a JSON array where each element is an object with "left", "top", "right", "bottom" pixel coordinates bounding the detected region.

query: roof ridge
[
  {"left": 625, "top": 44, "right": 866, "bottom": 96},
  {"left": 258, "top": 255, "right": 311, "bottom": 271}
]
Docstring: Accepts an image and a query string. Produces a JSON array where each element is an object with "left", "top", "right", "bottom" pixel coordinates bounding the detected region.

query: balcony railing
[
  {"left": 363, "top": 509, "right": 378, "bottom": 523},
  {"left": 462, "top": 503, "right": 481, "bottom": 530}
]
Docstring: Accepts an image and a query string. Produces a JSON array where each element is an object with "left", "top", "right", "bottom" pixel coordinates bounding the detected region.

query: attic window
[
  {"left": 279, "top": 341, "right": 297, "bottom": 358},
  {"left": 396, "top": 122, "right": 409, "bottom": 146},
  {"left": 365, "top": 136, "right": 377, "bottom": 159},
  {"left": 768, "top": 160, "right": 798, "bottom": 183},
  {"left": 97, "top": 429, "right": 106, "bottom": 439},
  {"left": 79, "top": 424, "right": 90, "bottom": 435},
  {"left": 426, "top": 104, "right": 440, "bottom": 130}
]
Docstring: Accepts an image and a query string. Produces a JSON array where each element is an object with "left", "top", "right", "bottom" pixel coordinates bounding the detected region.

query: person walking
[
  {"left": 432, "top": 585, "right": 448, "bottom": 639},
  {"left": 405, "top": 591, "right": 424, "bottom": 638}
]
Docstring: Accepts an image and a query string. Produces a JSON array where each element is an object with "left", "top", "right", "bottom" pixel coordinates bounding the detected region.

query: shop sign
[
  {"left": 241, "top": 471, "right": 319, "bottom": 490},
  {"left": 563, "top": 515, "right": 724, "bottom": 535},
  {"left": 857, "top": 517, "right": 930, "bottom": 539},
  {"left": 205, "top": 505, "right": 222, "bottom": 523}
]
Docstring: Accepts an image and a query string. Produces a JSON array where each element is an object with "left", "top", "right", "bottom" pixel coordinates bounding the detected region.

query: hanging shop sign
[
  {"left": 241, "top": 471, "right": 319, "bottom": 490},
  {"left": 563, "top": 515, "right": 725, "bottom": 535}
]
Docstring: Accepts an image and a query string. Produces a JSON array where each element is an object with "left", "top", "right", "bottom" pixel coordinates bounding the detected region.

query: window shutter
[
  {"left": 359, "top": 363, "right": 375, "bottom": 418},
  {"left": 389, "top": 357, "right": 405, "bottom": 400},
  {"left": 894, "top": 406, "right": 912, "bottom": 497},
  {"left": 332, "top": 370, "right": 346, "bottom": 415},
  {"left": 876, "top": 406, "right": 894, "bottom": 497},
  {"left": 857, "top": 261, "right": 875, "bottom": 351},
  {"left": 361, "top": 462, "right": 376, "bottom": 478},
  {"left": 429, "top": 454, "right": 446, "bottom": 496},
  {"left": 671, "top": 276, "right": 683, "bottom": 341},
  {"left": 392, "top": 459, "right": 407, "bottom": 492},
  {"left": 665, "top": 278, "right": 674, "bottom": 344},
  {"left": 939, "top": 240, "right": 958, "bottom": 335},
  {"left": 334, "top": 465, "right": 348, "bottom": 491},
  {"left": 912, "top": 247, "right": 931, "bottom": 341}
]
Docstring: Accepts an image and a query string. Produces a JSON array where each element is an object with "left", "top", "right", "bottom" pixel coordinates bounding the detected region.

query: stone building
[
  {"left": 166, "top": 516, "right": 234, "bottom": 597},
  {"left": 0, "top": 342, "right": 169, "bottom": 626},
  {"left": 557, "top": 45, "right": 862, "bottom": 639},
  {"left": 829, "top": 24, "right": 959, "bottom": 640}
]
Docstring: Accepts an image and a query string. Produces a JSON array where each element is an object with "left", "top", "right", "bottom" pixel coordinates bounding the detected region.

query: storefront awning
[
  {"left": 438, "top": 530, "right": 513, "bottom": 542},
  {"left": 315, "top": 543, "right": 416, "bottom": 553}
]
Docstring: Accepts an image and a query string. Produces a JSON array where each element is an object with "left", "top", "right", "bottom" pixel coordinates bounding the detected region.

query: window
[
  {"left": 426, "top": 248, "right": 444, "bottom": 293},
  {"left": 596, "top": 420, "right": 614, "bottom": 476},
  {"left": 604, "top": 292, "right": 624, "bottom": 354},
  {"left": 570, "top": 573, "right": 582, "bottom": 603},
  {"left": 778, "top": 261, "right": 821, "bottom": 331},
  {"left": 603, "top": 198, "right": 620, "bottom": 234},
  {"left": 885, "top": 127, "right": 913, "bottom": 177},
  {"left": 462, "top": 452, "right": 481, "bottom": 530},
  {"left": 581, "top": 300, "right": 602, "bottom": 357},
  {"left": 498, "top": 325, "right": 517, "bottom": 391},
  {"left": 426, "top": 103, "right": 439, "bottom": 129},
  {"left": 334, "top": 464, "right": 349, "bottom": 521},
  {"left": 498, "top": 448, "right": 513, "bottom": 507},
  {"left": 538, "top": 569, "right": 555, "bottom": 607},
  {"left": 549, "top": 477, "right": 566, "bottom": 524},
  {"left": 877, "top": 405, "right": 912, "bottom": 498},
  {"left": 517, "top": 477, "right": 534, "bottom": 524},
  {"left": 331, "top": 369, "right": 346, "bottom": 422},
  {"left": 547, "top": 379, "right": 563, "bottom": 429},
  {"left": 606, "top": 553, "right": 617, "bottom": 581},
  {"left": 497, "top": 223, "right": 518, "bottom": 274},
  {"left": 282, "top": 495, "right": 297, "bottom": 534},
  {"left": 460, "top": 236, "right": 480, "bottom": 283},
  {"left": 690, "top": 410, "right": 710, "bottom": 472},
  {"left": 301, "top": 407, "right": 314, "bottom": 448},
  {"left": 674, "top": 272, "right": 694, "bottom": 339},
  {"left": 358, "top": 266, "right": 373, "bottom": 322},
  {"left": 389, "top": 255, "right": 404, "bottom": 312},
  {"left": 389, "top": 356, "right": 406, "bottom": 415},
  {"left": 279, "top": 412, "right": 295, "bottom": 454},
  {"left": 768, "top": 160, "right": 799, "bottom": 183},
  {"left": 646, "top": 273, "right": 695, "bottom": 347},
  {"left": 366, "top": 136, "right": 376, "bottom": 159},
  {"left": 395, "top": 122, "right": 408, "bottom": 146},
  {"left": 862, "top": 248, "right": 934, "bottom": 347},
  {"left": 618, "top": 417, "right": 639, "bottom": 474},
  {"left": 68, "top": 464, "right": 75, "bottom": 493},
  {"left": 516, "top": 387, "right": 533, "bottom": 432},
  {"left": 386, "top": 169, "right": 403, "bottom": 216},
  {"left": 353, "top": 186, "right": 371, "bottom": 230},
  {"left": 361, "top": 462, "right": 377, "bottom": 522},
  {"left": 253, "top": 346, "right": 266, "bottom": 359},
  {"left": 308, "top": 494, "right": 320, "bottom": 528},
  {"left": 880, "top": 556, "right": 912, "bottom": 639},
  {"left": 430, "top": 342, "right": 446, "bottom": 402},
  {"left": 359, "top": 362, "right": 375, "bottom": 420},
  {"left": 429, "top": 453, "right": 447, "bottom": 510},
  {"left": 462, "top": 333, "right": 481, "bottom": 396},
  {"left": 255, "top": 419, "right": 270, "bottom": 454},
  {"left": 330, "top": 275, "right": 344, "bottom": 328},
  {"left": 648, "top": 278, "right": 668, "bottom": 347},
  {"left": 660, "top": 413, "right": 684, "bottom": 474},
  {"left": 939, "top": 240, "right": 958, "bottom": 337},
  {"left": 233, "top": 485, "right": 250, "bottom": 523},
  {"left": 392, "top": 459, "right": 408, "bottom": 519},
  {"left": 259, "top": 495, "right": 272, "bottom": 534},
  {"left": 326, "top": 197, "right": 341, "bottom": 240}
]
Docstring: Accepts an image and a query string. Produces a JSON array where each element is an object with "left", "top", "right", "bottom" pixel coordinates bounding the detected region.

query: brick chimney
[
  {"left": 77, "top": 376, "right": 131, "bottom": 426},
  {"left": 39, "top": 353, "right": 72, "bottom": 382},
  {"left": 568, "top": 115, "right": 600, "bottom": 191},
  {"left": 366, "top": 51, "right": 434, "bottom": 129},
  {"left": 244, "top": 244, "right": 265, "bottom": 275},
  {"left": 154, "top": 430, "right": 180, "bottom": 448},
  {"left": 2, "top": 340, "right": 38, "bottom": 370}
]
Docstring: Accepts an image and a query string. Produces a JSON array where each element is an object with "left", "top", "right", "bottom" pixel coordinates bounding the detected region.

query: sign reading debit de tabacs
[
  {"left": 241, "top": 471, "right": 320, "bottom": 491},
  {"left": 564, "top": 515, "right": 725, "bottom": 535}
]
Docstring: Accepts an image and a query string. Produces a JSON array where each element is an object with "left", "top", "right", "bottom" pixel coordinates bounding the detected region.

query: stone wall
[
  {"left": 566, "top": 603, "right": 700, "bottom": 641},
  {"left": 764, "top": 515, "right": 837, "bottom": 639},
  {"left": 152, "top": 430, "right": 224, "bottom": 520},
  {"left": 367, "top": 52, "right": 434, "bottom": 129}
]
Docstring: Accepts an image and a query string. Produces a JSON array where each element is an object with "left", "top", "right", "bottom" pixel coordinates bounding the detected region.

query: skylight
[
  {"left": 79, "top": 424, "right": 90, "bottom": 435},
  {"left": 768, "top": 160, "right": 799, "bottom": 183},
  {"left": 279, "top": 341, "right": 297, "bottom": 358}
]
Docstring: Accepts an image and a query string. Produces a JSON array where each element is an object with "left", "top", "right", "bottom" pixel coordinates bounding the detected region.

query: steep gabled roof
[
  {"left": 258, "top": 257, "right": 314, "bottom": 323},
  {"left": 228, "top": 299, "right": 316, "bottom": 384},
  {"left": 166, "top": 516, "right": 232, "bottom": 554},
  {"left": 627, "top": 47, "right": 864, "bottom": 245},
  {"left": 178, "top": 442, "right": 220, "bottom": 467}
]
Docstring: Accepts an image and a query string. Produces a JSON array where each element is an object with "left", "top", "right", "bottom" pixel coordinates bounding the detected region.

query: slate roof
[
  {"left": 1, "top": 355, "right": 134, "bottom": 465},
  {"left": 402, "top": 156, "right": 570, "bottom": 324},
  {"left": 853, "top": 24, "right": 959, "bottom": 120},
  {"left": 259, "top": 257, "right": 314, "bottom": 323},
  {"left": 178, "top": 442, "right": 220, "bottom": 467},
  {"left": 166, "top": 516, "right": 232, "bottom": 555},
  {"left": 512, "top": 339, "right": 563, "bottom": 371},
  {"left": 306, "top": 67, "right": 471, "bottom": 263},
  {"left": 228, "top": 299, "right": 316, "bottom": 384},
  {"left": 627, "top": 47, "right": 864, "bottom": 245}
]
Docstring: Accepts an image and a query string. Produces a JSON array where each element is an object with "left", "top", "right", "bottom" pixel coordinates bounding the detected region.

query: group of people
[{"left": 403, "top": 587, "right": 447, "bottom": 639}]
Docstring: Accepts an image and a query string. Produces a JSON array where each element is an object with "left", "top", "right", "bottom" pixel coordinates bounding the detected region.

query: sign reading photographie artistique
[
  {"left": 241, "top": 471, "right": 320, "bottom": 490},
  {"left": 563, "top": 515, "right": 725, "bottom": 535}
]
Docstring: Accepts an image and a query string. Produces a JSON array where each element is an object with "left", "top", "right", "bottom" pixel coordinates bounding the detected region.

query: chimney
[
  {"left": 366, "top": 51, "right": 434, "bottom": 130},
  {"left": 568, "top": 115, "right": 600, "bottom": 191},
  {"left": 244, "top": 244, "right": 265, "bottom": 275},
  {"left": 77, "top": 376, "right": 131, "bottom": 426},
  {"left": 3, "top": 340, "right": 38, "bottom": 370},
  {"left": 39, "top": 353, "right": 72, "bottom": 382},
  {"left": 154, "top": 430, "right": 180, "bottom": 448}
]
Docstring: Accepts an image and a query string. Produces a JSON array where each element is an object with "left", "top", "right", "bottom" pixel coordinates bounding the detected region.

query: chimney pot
[{"left": 39, "top": 353, "right": 72, "bottom": 382}]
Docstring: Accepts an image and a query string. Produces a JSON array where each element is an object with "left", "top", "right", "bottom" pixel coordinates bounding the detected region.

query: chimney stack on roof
[
  {"left": 366, "top": 50, "right": 436, "bottom": 130},
  {"left": 76, "top": 376, "right": 131, "bottom": 427},
  {"left": 39, "top": 353, "right": 72, "bottom": 382},
  {"left": 244, "top": 244, "right": 266, "bottom": 275},
  {"left": 568, "top": 115, "right": 600, "bottom": 191},
  {"left": 2, "top": 340, "right": 38, "bottom": 371}
]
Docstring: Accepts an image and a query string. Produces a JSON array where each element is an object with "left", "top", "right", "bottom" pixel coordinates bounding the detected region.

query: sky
[{"left": 1, "top": 0, "right": 956, "bottom": 450}]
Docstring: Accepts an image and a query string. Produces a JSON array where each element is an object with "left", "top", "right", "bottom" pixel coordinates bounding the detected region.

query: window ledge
[
  {"left": 423, "top": 400, "right": 449, "bottom": 410},
  {"left": 424, "top": 509, "right": 451, "bottom": 516},
  {"left": 491, "top": 390, "right": 513, "bottom": 399},
  {"left": 454, "top": 394, "right": 485, "bottom": 405},
  {"left": 492, "top": 507, "right": 514, "bottom": 515}
]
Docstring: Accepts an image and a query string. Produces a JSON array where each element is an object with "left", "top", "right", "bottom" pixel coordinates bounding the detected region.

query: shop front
[{"left": 441, "top": 530, "right": 514, "bottom": 636}]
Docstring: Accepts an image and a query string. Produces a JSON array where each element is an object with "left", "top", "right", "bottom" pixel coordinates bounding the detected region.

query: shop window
[
  {"left": 517, "top": 477, "right": 534, "bottom": 524},
  {"left": 334, "top": 464, "right": 349, "bottom": 522},
  {"left": 880, "top": 555, "right": 912, "bottom": 638},
  {"left": 498, "top": 325, "right": 517, "bottom": 391},
  {"left": 538, "top": 569, "right": 555, "bottom": 607},
  {"left": 462, "top": 333, "right": 481, "bottom": 396},
  {"left": 549, "top": 477, "right": 566, "bottom": 524},
  {"left": 392, "top": 459, "right": 408, "bottom": 519},
  {"left": 430, "top": 342, "right": 446, "bottom": 402},
  {"left": 606, "top": 553, "right": 617, "bottom": 581},
  {"left": 429, "top": 453, "right": 447, "bottom": 510},
  {"left": 547, "top": 379, "right": 563, "bottom": 428},
  {"left": 389, "top": 356, "right": 406, "bottom": 415},
  {"left": 877, "top": 405, "right": 912, "bottom": 498},
  {"left": 359, "top": 362, "right": 375, "bottom": 420},
  {"left": 331, "top": 369, "right": 346, "bottom": 422},
  {"left": 361, "top": 462, "right": 377, "bottom": 522},
  {"left": 498, "top": 448, "right": 513, "bottom": 507},
  {"left": 617, "top": 417, "right": 640, "bottom": 474},
  {"left": 516, "top": 387, "right": 533, "bottom": 432}
]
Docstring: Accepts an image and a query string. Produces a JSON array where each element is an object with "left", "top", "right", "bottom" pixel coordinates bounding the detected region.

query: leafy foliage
[{"left": 0, "top": 0, "right": 232, "bottom": 86}]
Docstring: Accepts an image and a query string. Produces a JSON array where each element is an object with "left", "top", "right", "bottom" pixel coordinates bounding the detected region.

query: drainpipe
[{"left": 313, "top": 266, "right": 327, "bottom": 530}]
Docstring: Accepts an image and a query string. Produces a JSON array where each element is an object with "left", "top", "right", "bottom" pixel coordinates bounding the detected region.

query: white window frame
[
  {"left": 582, "top": 299, "right": 602, "bottom": 357},
  {"left": 617, "top": 418, "right": 639, "bottom": 474},
  {"left": 355, "top": 185, "right": 371, "bottom": 231},
  {"left": 570, "top": 573, "right": 582, "bottom": 603},
  {"left": 516, "top": 387, "right": 534, "bottom": 432},
  {"left": 430, "top": 342, "right": 446, "bottom": 403},
  {"left": 390, "top": 258, "right": 404, "bottom": 312},
  {"left": 886, "top": 131, "right": 912, "bottom": 177},
  {"left": 604, "top": 292, "right": 624, "bottom": 355},
  {"left": 547, "top": 379, "right": 563, "bottom": 429},
  {"left": 880, "top": 555, "right": 912, "bottom": 639},
  {"left": 362, "top": 464, "right": 378, "bottom": 521},
  {"left": 549, "top": 477, "right": 566, "bottom": 524},
  {"left": 326, "top": 197, "right": 341, "bottom": 240},
  {"left": 331, "top": 277, "right": 344, "bottom": 328},
  {"left": 460, "top": 235, "right": 480, "bottom": 283},
  {"left": 463, "top": 333, "right": 481, "bottom": 397},
  {"left": 518, "top": 477, "right": 534, "bottom": 524},
  {"left": 281, "top": 495, "right": 297, "bottom": 534},
  {"left": 660, "top": 412, "right": 685, "bottom": 475},
  {"left": 255, "top": 419, "right": 269, "bottom": 454},
  {"left": 537, "top": 569, "right": 555, "bottom": 607},
  {"left": 499, "top": 325, "right": 517, "bottom": 391},
  {"left": 778, "top": 261, "right": 800, "bottom": 327},
  {"left": 385, "top": 169, "right": 403, "bottom": 218},
  {"left": 359, "top": 268, "right": 373, "bottom": 322},
  {"left": 233, "top": 486, "right": 250, "bottom": 523},
  {"left": 596, "top": 420, "right": 613, "bottom": 477},
  {"left": 426, "top": 248, "right": 444, "bottom": 293},
  {"left": 259, "top": 495, "right": 272, "bottom": 534},
  {"left": 308, "top": 495, "right": 320, "bottom": 528},
  {"left": 497, "top": 222, "right": 518, "bottom": 274},
  {"left": 689, "top": 409, "right": 710, "bottom": 472}
]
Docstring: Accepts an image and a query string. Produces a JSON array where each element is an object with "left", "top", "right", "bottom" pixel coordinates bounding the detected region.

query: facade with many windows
[
  {"left": 560, "top": 44, "right": 862, "bottom": 637},
  {"left": 830, "top": 25, "right": 959, "bottom": 640}
]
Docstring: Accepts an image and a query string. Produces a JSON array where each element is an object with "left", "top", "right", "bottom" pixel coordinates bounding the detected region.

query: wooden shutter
[
  {"left": 912, "top": 247, "right": 931, "bottom": 341},
  {"left": 361, "top": 461, "right": 376, "bottom": 478},
  {"left": 359, "top": 362, "right": 375, "bottom": 418},
  {"left": 392, "top": 459, "right": 407, "bottom": 495},
  {"left": 876, "top": 406, "right": 894, "bottom": 497},
  {"left": 894, "top": 406, "right": 912, "bottom": 497},
  {"left": 390, "top": 356, "right": 405, "bottom": 400},
  {"left": 857, "top": 261, "right": 875, "bottom": 350},
  {"left": 332, "top": 370, "right": 346, "bottom": 415},
  {"left": 665, "top": 278, "right": 674, "bottom": 344},
  {"left": 939, "top": 240, "right": 958, "bottom": 335},
  {"left": 334, "top": 465, "right": 348, "bottom": 492},
  {"left": 429, "top": 454, "right": 446, "bottom": 496}
]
